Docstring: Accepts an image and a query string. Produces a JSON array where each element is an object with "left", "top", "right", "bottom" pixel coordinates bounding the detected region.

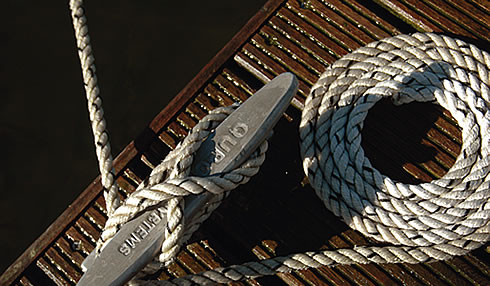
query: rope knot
[{"left": 98, "top": 105, "right": 268, "bottom": 268}]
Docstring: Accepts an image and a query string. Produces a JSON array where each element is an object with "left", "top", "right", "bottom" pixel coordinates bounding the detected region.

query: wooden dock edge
[{"left": 0, "top": 0, "right": 284, "bottom": 284}]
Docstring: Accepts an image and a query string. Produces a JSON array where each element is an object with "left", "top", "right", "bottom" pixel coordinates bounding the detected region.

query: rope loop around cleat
[
  {"left": 143, "top": 33, "right": 489, "bottom": 285},
  {"left": 99, "top": 105, "right": 268, "bottom": 270},
  {"left": 69, "top": 2, "right": 490, "bottom": 281}
]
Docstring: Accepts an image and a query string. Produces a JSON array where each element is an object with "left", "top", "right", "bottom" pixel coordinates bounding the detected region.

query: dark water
[{"left": 2, "top": 0, "right": 266, "bottom": 274}]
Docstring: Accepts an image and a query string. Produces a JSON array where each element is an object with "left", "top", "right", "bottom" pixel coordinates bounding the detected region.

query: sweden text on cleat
[{"left": 77, "top": 72, "right": 298, "bottom": 286}]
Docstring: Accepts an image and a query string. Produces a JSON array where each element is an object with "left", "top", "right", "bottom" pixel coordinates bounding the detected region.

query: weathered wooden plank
[
  {"left": 122, "top": 166, "right": 145, "bottom": 186},
  {"left": 374, "top": 0, "right": 443, "bottom": 32},
  {"left": 242, "top": 42, "right": 312, "bottom": 97},
  {"left": 252, "top": 33, "right": 319, "bottom": 84},
  {"left": 74, "top": 216, "right": 100, "bottom": 244},
  {"left": 176, "top": 250, "right": 207, "bottom": 275},
  {"left": 18, "top": 276, "right": 34, "bottom": 286},
  {"left": 93, "top": 194, "right": 109, "bottom": 216},
  {"left": 213, "top": 74, "right": 249, "bottom": 103},
  {"left": 54, "top": 236, "right": 85, "bottom": 268},
  {"left": 204, "top": 84, "right": 234, "bottom": 106},
  {"left": 234, "top": 51, "right": 277, "bottom": 85},
  {"left": 159, "top": 131, "right": 178, "bottom": 149},
  {"left": 44, "top": 247, "right": 80, "bottom": 283},
  {"left": 36, "top": 257, "right": 71, "bottom": 286},
  {"left": 185, "top": 102, "right": 208, "bottom": 120},
  {"left": 467, "top": 0, "right": 490, "bottom": 15},
  {"left": 204, "top": 81, "right": 238, "bottom": 106},
  {"left": 411, "top": 0, "right": 489, "bottom": 39},
  {"left": 260, "top": 24, "right": 326, "bottom": 75},
  {"left": 194, "top": 92, "right": 221, "bottom": 111},
  {"left": 401, "top": 0, "right": 476, "bottom": 37},
  {"left": 222, "top": 67, "right": 258, "bottom": 97},
  {"left": 286, "top": 1, "right": 366, "bottom": 49},
  {"left": 115, "top": 175, "right": 137, "bottom": 197},
  {"left": 277, "top": 6, "right": 351, "bottom": 57},
  {"left": 84, "top": 207, "right": 106, "bottom": 231},
  {"left": 268, "top": 14, "right": 337, "bottom": 65},
  {"left": 297, "top": 0, "right": 379, "bottom": 44},
  {"left": 446, "top": 256, "right": 489, "bottom": 285},
  {"left": 426, "top": 128, "right": 462, "bottom": 158},
  {"left": 166, "top": 260, "right": 189, "bottom": 279},
  {"left": 464, "top": 252, "right": 490, "bottom": 279},
  {"left": 167, "top": 121, "right": 189, "bottom": 139},
  {"left": 327, "top": 1, "right": 392, "bottom": 40},
  {"left": 425, "top": 261, "right": 473, "bottom": 285},
  {"left": 433, "top": 116, "right": 463, "bottom": 145},
  {"left": 444, "top": 0, "right": 490, "bottom": 28},
  {"left": 176, "top": 112, "right": 198, "bottom": 131},
  {"left": 65, "top": 226, "right": 95, "bottom": 256},
  {"left": 186, "top": 242, "right": 222, "bottom": 269},
  {"left": 345, "top": 0, "right": 403, "bottom": 35}
]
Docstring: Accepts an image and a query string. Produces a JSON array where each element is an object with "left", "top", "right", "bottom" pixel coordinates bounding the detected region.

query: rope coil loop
[
  {"left": 71, "top": 3, "right": 489, "bottom": 281},
  {"left": 300, "top": 32, "right": 489, "bottom": 256},
  {"left": 142, "top": 33, "right": 489, "bottom": 285}
]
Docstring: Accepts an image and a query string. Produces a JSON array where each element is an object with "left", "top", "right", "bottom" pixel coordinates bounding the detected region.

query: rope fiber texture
[
  {"left": 102, "top": 106, "right": 268, "bottom": 277},
  {"left": 140, "top": 33, "right": 490, "bottom": 285},
  {"left": 69, "top": 3, "right": 489, "bottom": 283},
  {"left": 69, "top": 0, "right": 120, "bottom": 216},
  {"left": 68, "top": 0, "right": 268, "bottom": 278},
  {"left": 301, "top": 32, "right": 489, "bottom": 255}
]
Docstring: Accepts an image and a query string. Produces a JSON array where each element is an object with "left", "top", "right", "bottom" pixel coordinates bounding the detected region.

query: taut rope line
[
  {"left": 69, "top": 0, "right": 120, "bottom": 216},
  {"left": 69, "top": 0, "right": 489, "bottom": 284}
]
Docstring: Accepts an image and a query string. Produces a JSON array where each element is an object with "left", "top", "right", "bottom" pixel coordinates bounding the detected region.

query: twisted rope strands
[
  {"left": 68, "top": 5, "right": 489, "bottom": 282},
  {"left": 140, "top": 243, "right": 475, "bottom": 285},
  {"left": 69, "top": 0, "right": 120, "bottom": 215},
  {"left": 135, "top": 33, "right": 488, "bottom": 285},
  {"left": 300, "top": 33, "right": 489, "bottom": 250},
  {"left": 98, "top": 106, "right": 267, "bottom": 273}
]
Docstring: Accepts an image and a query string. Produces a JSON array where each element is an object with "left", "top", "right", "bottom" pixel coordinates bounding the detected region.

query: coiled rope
[
  {"left": 69, "top": 0, "right": 489, "bottom": 284},
  {"left": 137, "top": 33, "right": 490, "bottom": 286},
  {"left": 300, "top": 32, "right": 489, "bottom": 253}
]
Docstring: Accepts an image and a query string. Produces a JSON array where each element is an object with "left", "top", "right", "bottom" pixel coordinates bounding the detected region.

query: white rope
[
  {"left": 97, "top": 106, "right": 268, "bottom": 266},
  {"left": 68, "top": 0, "right": 269, "bottom": 280},
  {"left": 136, "top": 33, "right": 489, "bottom": 285},
  {"left": 69, "top": 0, "right": 120, "bottom": 215},
  {"left": 300, "top": 33, "right": 489, "bottom": 250},
  {"left": 68, "top": 4, "right": 490, "bottom": 282}
]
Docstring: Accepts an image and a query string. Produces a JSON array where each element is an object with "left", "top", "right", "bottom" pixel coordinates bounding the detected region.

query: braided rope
[
  {"left": 68, "top": 5, "right": 489, "bottom": 282},
  {"left": 69, "top": 0, "right": 120, "bottom": 215},
  {"left": 98, "top": 106, "right": 268, "bottom": 270},
  {"left": 68, "top": 0, "right": 269, "bottom": 280},
  {"left": 300, "top": 33, "right": 489, "bottom": 250},
  {"left": 133, "top": 33, "right": 489, "bottom": 285}
]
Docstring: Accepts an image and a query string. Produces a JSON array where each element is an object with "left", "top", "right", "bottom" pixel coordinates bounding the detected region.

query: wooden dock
[{"left": 2, "top": 0, "right": 489, "bottom": 285}]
